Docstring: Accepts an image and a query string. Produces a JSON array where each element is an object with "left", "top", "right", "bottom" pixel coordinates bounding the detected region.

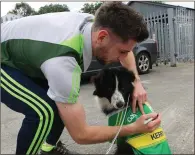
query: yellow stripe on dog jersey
[{"left": 126, "top": 127, "right": 167, "bottom": 149}]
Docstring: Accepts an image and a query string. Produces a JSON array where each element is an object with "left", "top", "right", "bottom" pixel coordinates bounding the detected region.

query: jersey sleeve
[{"left": 40, "top": 56, "right": 81, "bottom": 104}]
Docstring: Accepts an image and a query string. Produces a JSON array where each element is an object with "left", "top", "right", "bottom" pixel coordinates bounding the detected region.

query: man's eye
[
  {"left": 120, "top": 51, "right": 129, "bottom": 55},
  {"left": 120, "top": 51, "right": 126, "bottom": 54}
]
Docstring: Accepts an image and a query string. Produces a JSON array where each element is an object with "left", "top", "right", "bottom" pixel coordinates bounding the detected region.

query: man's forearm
[
  {"left": 56, "top": 102, "right": 136, "bottom": 145},
  {"left": 120, "top": 52, "right": 141, "bottom": 81},
  {"left": 78, "top": 124, "right": 135, "bottom": 144}
]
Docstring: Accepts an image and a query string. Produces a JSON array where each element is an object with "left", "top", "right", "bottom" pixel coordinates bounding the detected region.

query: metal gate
[
  {"left": 144, "top": 7, "right": 194, "bottom": 66},
  {"left": 174, "top": 6, "right": 194, "bottom": 62}
]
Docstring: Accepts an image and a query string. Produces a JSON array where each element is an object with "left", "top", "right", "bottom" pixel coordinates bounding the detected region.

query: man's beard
[
  {"left": 95, "top": 47, "right": 108, "bottom": 66},
  {"left": 96, "top": 57, "right": 107, "bottom": 66}
]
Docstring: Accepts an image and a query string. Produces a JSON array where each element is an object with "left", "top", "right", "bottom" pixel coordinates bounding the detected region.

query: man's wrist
[
  {"left": 121, "top": 124, "right": 136, "bottom": 136},
  {"left": 134, "top": 74, "right": 141, "bottom": 83}
]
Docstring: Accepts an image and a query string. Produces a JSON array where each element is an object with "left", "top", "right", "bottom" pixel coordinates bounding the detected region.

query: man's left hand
[{"left": 132, "top": 80, "right": 147, "bottom": 114}]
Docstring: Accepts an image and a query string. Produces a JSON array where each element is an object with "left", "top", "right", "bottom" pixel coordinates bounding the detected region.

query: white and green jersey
[{"left": 1, "top": 12, "right": 94, "bottom": 104}]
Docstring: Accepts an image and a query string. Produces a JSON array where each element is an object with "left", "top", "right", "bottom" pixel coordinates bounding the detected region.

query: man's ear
[{"left": 97, "top": 30, "right": 109, "bottom": 44}]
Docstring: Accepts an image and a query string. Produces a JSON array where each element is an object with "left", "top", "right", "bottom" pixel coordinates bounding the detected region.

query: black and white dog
[
  {"left": 92, "top": 67, "right": 137, "bottom": 155},
  {"left": 93, "top": 67, "right": 136, "bottom": 115}
]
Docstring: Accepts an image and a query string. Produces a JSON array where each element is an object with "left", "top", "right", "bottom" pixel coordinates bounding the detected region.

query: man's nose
[{"left": 119, "top": 53, "right": 128, "bottom": 60}]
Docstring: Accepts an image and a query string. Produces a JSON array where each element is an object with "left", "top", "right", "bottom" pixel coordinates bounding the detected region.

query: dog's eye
[
  {"left": 121, "top": 88, "right": 125, "bottom": 91},
  {"left": 108, "top": 88, "right": 112, "bottom": 91}
]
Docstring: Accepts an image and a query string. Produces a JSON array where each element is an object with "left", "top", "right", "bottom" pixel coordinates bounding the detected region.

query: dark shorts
[{"left": 1, "top": 64, "right": 64, "bottom": 154}]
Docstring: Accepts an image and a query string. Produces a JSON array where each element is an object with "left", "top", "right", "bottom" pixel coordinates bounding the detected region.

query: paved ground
[{"left": 1, "top": 63, "right": 194, "bottom": 154}]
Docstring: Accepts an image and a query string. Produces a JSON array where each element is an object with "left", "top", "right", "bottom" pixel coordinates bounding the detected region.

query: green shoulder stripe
[
  {"left": 60, "top": 34, "right": 84, "bottom": 57},
  {"left": 68, "top": 64, "right": 81, "bottom": 104},
  {"left": 1, "top": 39, "right": 83, "bottom": 78}
]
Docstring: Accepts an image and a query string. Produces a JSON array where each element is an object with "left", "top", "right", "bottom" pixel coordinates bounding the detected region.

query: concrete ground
[{"left": 1, "top": 63, "right": 194, "bottom": 154}]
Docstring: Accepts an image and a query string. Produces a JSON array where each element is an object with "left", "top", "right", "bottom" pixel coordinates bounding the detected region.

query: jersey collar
[{"left": 82, "top": 21, "right": 93, "bottom": 72}]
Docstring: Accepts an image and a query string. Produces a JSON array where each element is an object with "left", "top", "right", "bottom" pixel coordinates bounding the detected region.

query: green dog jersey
[{"left": 108, "top": 102, "right": 172, "bottom": 154}]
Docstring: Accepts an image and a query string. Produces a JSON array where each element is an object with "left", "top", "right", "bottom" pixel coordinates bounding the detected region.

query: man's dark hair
[{"left": 93, "top": 2, "right": 149, "bottom": 43}]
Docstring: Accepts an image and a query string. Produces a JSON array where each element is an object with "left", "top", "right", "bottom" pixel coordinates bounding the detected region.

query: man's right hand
[{"left": 130, "top": 113, "right": 161, "bottom": 134}]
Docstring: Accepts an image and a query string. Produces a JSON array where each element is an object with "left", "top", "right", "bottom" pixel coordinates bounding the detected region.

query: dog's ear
[
  {"left": 92, "top": 77, "right": 98, "bottom": 96},
  {"left": 90, "top": 75, "right": 96, "bottom": 83},
  {"left": 91, "top": 71, "right": 101, "bottom": 84},
  {"left": 91, "top": 72, "right": 101, "bottom": 96},
  {"left": 94, "top": 69, "right": 106, "bottom": 84},
  {"left": 93, "top": 90, "right": 97, "bottom": 95},
  {"left": 126, "top": 70, "right": 136, "bottom": 82},
  {"left": 119, "top": 67, "right": 136, "bottom": 82}
]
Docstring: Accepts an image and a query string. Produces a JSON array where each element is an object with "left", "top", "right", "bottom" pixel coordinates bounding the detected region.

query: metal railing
[
  {"left": 174, "top": 7, "right": 194, "bottom": 62},
  {"left": 144, "top": 7, "right": 194, "bottom": 66}
]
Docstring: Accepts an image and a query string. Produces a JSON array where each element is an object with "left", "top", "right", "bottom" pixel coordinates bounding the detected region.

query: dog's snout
[{"left": 116, "top": 102, "right": 125, "bottom": 109}]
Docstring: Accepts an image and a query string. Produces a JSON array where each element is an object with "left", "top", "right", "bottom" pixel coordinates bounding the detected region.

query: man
[{"left": 1, "top": 2, "right": 161, "bottom": 155}]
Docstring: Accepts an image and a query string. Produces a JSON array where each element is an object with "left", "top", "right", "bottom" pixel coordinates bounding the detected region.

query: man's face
[{"left": 92, "top": 29, "right": 137, "bottom": 65}]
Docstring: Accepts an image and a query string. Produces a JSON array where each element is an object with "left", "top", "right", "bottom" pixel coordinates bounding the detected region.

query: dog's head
[{"left": 92, "top": 67, "right": 135, "bottom": 115}]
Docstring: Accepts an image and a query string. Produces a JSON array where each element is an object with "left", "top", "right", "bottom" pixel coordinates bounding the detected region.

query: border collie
[
  {"left": 93, "top": 67, "right": 136, "bottom": 115},
  {"left": 92, "top": 67, "right": 172, "bottom": 155},
  {"left": 92, "top": 67, "right": 136, "bottom": 154}
]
